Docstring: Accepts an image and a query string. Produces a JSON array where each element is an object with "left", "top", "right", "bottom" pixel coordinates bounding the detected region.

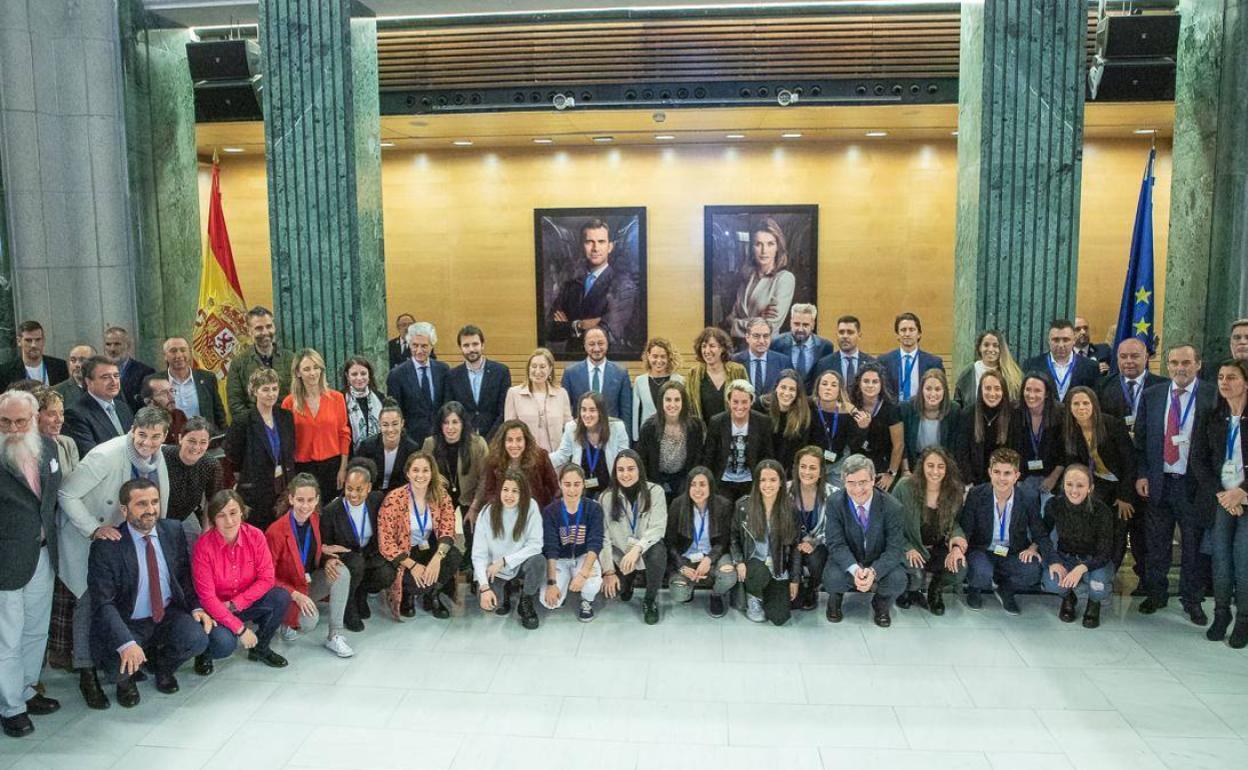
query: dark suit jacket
[
  {"left": 320, "top": 491, "right": 385, "bottom": 556},
  {"left": 812, "top": 350, "right": 877, "bottom": 386},
  {"left": 446, "top": 359, "right": 512, "bottom": 440},
  {"left": 387, "top": 337, "right": 407, "bottom": 370},
  {"left": 87, "top": 519, "right": 199, "bottom": 659},
  {"left": 1075, "top": 343, "right": 1113, "bottom": 371},
  {"left": 703, "top": 411, "right": 774, "bottom": 482},
  {"left": 0, "top": 355, "right": 69, "bottom": 390},
  {"left": 386, "top": 358, "right": 450, "bottom": 446},
  {"left": 0, "top": 436, "right": 61, "bottom": 590},
  {"left": 824, "top": 489, "right": 905, "bottom": 578},
  {"left": 1064, "top": 414, "right": 1137, "bottom": 504},
  {"left": 65, "top": 395, "right": 135, "bottom": 458},
  {"left": 664, "top": 493, "right": 734, "bottom": 566},
  {"left": 119, "top": 358, "right": 156, "bottom": 413},
  {"left": 637, "top": 416, "right": 705, "bottom": 487},
  {"left": 732, "top": 350, "right": 789, "bottom": 397},
  {"left": 177, "top": 368, "right": 228, "bottom": 432},
  {"left": 898, "top": 401, "right": 960, "bottom": 468},
  {"left": 958, "top": 483, "right": 1045, "bottom": 555},
  {"left": 1097, "top": 372, "right": 1167, "bottom": 422},
  {"left": 561, "top": 359, "right": 632, "bottom": 427},
  {"left": 770, "top": 333, "right": 834, "bottom": 389},
  {"left": 223, "top": 407, "right": 296, "bottom": 492},
  {"left": 352, "top": 433, "right": 420, "bottom": 493},
  {"left": 546, "top": 264, "right": 639, "bottom": 351},
  {"left": 1133, "top": 380, "right": 1216, "bottom": 500},
  {"left": 1191, "top": 405, "right": 1248, "bottom": 527},
  {"left": 1022, "top": 354, "right": 1101, "bottom": 397},
  {"left": 877, "top": 348, "right": 945, "bottom": 401}
]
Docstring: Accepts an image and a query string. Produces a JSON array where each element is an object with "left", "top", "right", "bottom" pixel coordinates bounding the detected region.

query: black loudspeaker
[
  {"left": 1091, "top": 59, "right": 1176, "bottom": 101},
  {"left": 1097, "top": 14, "right": 1180, "bottom": 59},
  {"left": 188, "top": 40, "right": 263, "bottom": 121},
  {"left": 192, "top": 81, "right": 264, "bottom": 122}
]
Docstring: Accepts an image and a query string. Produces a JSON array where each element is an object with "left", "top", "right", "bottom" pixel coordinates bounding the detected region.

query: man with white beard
[{"left": 0, "top": 390, "right": 63, "bottom": 738}]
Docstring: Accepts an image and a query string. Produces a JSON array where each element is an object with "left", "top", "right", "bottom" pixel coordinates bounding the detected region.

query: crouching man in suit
[{"left": 87, "top": 478, "right": 214, "bottom": 708}]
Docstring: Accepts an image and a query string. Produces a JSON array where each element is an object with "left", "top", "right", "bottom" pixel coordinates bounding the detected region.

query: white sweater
[{"left": 471, "top": 499, "right": 544, "bottom": 583}]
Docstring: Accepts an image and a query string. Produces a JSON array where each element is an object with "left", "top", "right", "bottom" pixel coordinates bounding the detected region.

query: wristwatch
[
  {"left": 436, "top": 543, "right": 450, "bottom": 557},
  {"left": 546, "top": 579, "right": 557, "bottom": 586}
]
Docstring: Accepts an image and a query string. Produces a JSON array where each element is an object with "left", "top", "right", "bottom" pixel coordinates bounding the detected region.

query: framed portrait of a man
[
  {"left": 704, "top": 205, "right": 818, "bottom": 349},
  {"left": 536, "top": 207, "right": 647, "bottom": 360}
]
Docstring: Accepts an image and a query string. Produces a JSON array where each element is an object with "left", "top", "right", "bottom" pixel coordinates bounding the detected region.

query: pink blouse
[{"left": 192, "top": 523, "right": 278, "bottom": 634}]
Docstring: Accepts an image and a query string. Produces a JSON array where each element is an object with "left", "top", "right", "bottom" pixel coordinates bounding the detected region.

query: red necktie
[
  {"left": 145, "top": 535, "right": 165, "bottom": 623},
  {"left": 1164, "top": 388, "right": 1185, "bottom": 465}
]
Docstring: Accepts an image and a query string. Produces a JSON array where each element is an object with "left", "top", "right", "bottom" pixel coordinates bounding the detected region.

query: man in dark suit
[
  {"left": 385, "top": 321, "right": 449, "bottom": 447},
  {"left": 320, "top": 461, "right": 395, "bottom": 632},
  {"left": 812, "top": 315, "right": 876, "bottom": 388},
  {"left": 0, "top": 390, "right": 62, "bottom": 738},
  {"left": 87, "top": 479, "right": 213, "bottom": 708},
  {"left": 162, "top": 338, "right": 227, "bottom": 433},
  {"left": 64, "top": 356, "right": 135, "bottom": 458},
  {"left": 770, "top": 303, "right": 834, "bottom": 390},
  {"left": 103, "top": 327, "right": 156, "bottom": 414},
  {"left": 877, "top": 312, "right": 945, "bottom": 402},
  {"left": 1073, "top": 315, "right": 1114, "bottom": 375},
  {"left": 0, "top": 321, "right": 68, "bottom": 390},
  {"left": 446, "top": 325, "right": 512, "bottom": 440},
  {"left": 1098, "top": 337, "right": 1166, "bottom": 428},
  {"left": 1133, "top": 343, "right": 1216, "bottom": 623},
  {"left": 822, "top": 453, "right": 907, "bottom": 627},
  {"left": 958, "top": 447, "right": 1045, "bottom": 614},
  {"left": 351, "top": 406, "right": 419, "bottom": 493},
  {"left": 546, "top": 218, "right": 639, "bottom": 355},
  {"left": 51, "top": 344, "right": 95, "bottom": 408},
  {"left": 387, "top": 313, "right": 415, "bottom": 371},
  {"left": 561, "top": 327, "right": 632, "bottom": 426},
  {"left": 732, "top": 318, "right": 787, "bottom": 398},
  {"left": 1023, "top": 319, "right": 1101, "bottom": 402}
]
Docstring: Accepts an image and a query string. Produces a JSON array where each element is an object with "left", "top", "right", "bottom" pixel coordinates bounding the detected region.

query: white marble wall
[{"left": 0, "top": 0, "right": 136, "bottom": 357}]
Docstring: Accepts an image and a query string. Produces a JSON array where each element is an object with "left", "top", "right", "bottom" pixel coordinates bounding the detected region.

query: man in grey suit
[{"left": 0, "top": 390, "right": 63, "bottom": 738}]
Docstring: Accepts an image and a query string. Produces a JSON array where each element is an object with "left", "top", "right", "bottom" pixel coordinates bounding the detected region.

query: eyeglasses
[{"left": 0, "top": 417, "right": 31, "bottom": 430}]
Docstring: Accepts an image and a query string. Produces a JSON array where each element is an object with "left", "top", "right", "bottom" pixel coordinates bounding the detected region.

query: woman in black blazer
[
  {"left": 637, "top": 381, "right": 705, "bottom": 502},
  {"left": 1062, "top": 386, "right": 1137, "bottom": 574},
  {"left": 703, "top": 380, "right": 774, "bottom": 502},
  {"left": 758, "top": 369, "right": 811, "bottom": 478},
  {"left": 223, "top": 367, "right": 296, "bottom": 532},
  {"left": 351, "top": 403, "right": 420, "bottom": 493},
  {"left": 664, "top": 467, "right": 736, "bottom": 617},
  {"left": 1191, "top": 360, "right": 1248, "bottom": 646},
  {"left": 899, "top": 368, "right": 960, "bottom": 471},
  {"left": 1009, "top": 373, "right": 1066, "bottom": 500},
  {"left": 955, "top": 369, "right": 1012, "bottom": 486}
]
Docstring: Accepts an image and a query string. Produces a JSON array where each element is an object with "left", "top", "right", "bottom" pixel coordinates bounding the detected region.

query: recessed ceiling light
[
  {"left": 533, "top": 138, "right": 554, "bottom": 144},
  {"left": 380, "top": 142, "right": 395, "bottom": 148},
  {"left": 865, "top": 131, "right": 888, "bottom": 137},
  {"left": 1133, "top": 128, "right": 1157, "bottom": 135},
  {"left": 592, "top": 136, "right": 614, "bottom": 143},
  {"left": 781, "top": 132, "right": 802, "bottom": 139},
  {"left": 654, "top": 134, "right": 675, "bottom": 140},
  {"left": 725, "top": 133, "right": 745, "bottom": 139},
  {"left": 950, "top": 130, "right": 959, "bottom": 137},
  {"left": 452, "top": 140, "right": 473, "bottom": 146},
  {"left": 222, "top": 147, "right": 244, "bottom": 153}
]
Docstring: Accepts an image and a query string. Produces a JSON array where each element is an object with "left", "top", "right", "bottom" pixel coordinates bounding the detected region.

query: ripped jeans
[{"left": 1040, "top": 553, "right": 1114, "bottom": 602}]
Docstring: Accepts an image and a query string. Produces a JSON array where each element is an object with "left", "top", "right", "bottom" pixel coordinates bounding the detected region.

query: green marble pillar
[
  {"left": 952, "top": 0, "right": 1086, "bottom": 369},
  {"left": 1164, "top": 0, "right": 1248, "bottom": 361},
  {"left": 0, "top": 151, "right": 14, "bottom": 364},
  {"left": 119, "top": 2, "right": 202, "bottom": 363},
  {"left": 259, "top": 0, "right": 387, "bottom": 378}
]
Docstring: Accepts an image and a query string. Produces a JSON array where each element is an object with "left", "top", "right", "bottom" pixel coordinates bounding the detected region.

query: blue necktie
[
  {"left": 796, "top": 344, "right": 808, "bottom": 377},
  {"left": 902, "top": 354, "right": 913, "bottom": 398},
  {"left": 584, "top": 272, "right": 597, "bottom": 297},
  {"left": 753, "top": 359, "right": 764, "bottom": 391},
  {"left": 420, "top": 366, "right": 433, "bottom": 402},
  {"left": 591, "top": 366, "right": 601, "bottom": 394},
  {"left": 844, "top": 356, "right": 857, "bottom": 385}
]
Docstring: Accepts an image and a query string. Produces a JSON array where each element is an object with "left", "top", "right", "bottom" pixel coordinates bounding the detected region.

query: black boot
[
  {"left": 895, "top": 590, "right": 912, "bottom": 610},
  {"left": 517, "top": 594, "right": 539, "bottom": 630},
  {"left": 1082, "top": 600, "right": 1102, "bottom": 629},
  {"left": 910, "top": 589, "right": 928, "bottom": 610},
  {"left": 618, "top": 573, "right": 635, "bottom": 602},
  {"left": 78, "top": 668, "right": 109, "bottom": 710},
  {"left": 1208, "top": 608, "right": 1232, "bottom": 641},
  {"left": 495, "top": 581, "right": 513, "bottom": 616},
  {"left": 1059, "top": 591, "right": 1078, "bottom": 623},
  {"left": 927, "top": 581, "right": 945, "bottom": 616},
  {"left": 825, "top": 593, "right": 844, "bottom": 623},
  {"left": 193, "top": 653, "right": 213, "bottom": 676},
  {"left": 801, "top": 579, "right": 819, "bottom": 611},
  {"left": 356, "top": 589, "right": 372, "bottom": 620},
  {"left": 1230, "top": 616, "right": 1248, "bottom": 649}
]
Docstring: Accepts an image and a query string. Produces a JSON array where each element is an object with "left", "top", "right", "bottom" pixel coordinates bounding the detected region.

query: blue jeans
[
  {"left": 1211, "top": 508, "right": 1248, "bottom": 614},
  {"left": 95, "top": 608, "right": 210, "bottom": 680},
  {"left": 966, "top": 549, "right": 1042, "bottom": 593},
  {"left": 205, "top": 587, "right": 291, "bottom": 658},
  {"left": 1040, "top": 554, "right": 1114, "bottom": 602}
]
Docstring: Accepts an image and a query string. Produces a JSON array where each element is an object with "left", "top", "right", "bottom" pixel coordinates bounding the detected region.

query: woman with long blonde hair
[{"left": 282, "top": 348, "right": 351, "bottom": 498}]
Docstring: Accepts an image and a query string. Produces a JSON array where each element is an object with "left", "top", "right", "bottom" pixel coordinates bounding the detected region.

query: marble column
[
  {"left": 0, "top": 151, "right": 15, "bottom": 362},
  {"left": 1163, "top": 0, "right": 1248, "bottom": 361},
  {"left": 259, "top": 0, "right": 387, "bottom": 378},
  {"left": 952, "top": 0, "right": 1086, "bottom": 370}
]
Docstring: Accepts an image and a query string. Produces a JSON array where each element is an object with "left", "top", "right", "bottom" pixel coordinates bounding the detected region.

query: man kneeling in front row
[{"left": 87, "top": 478, "right": 215, "bottom": 707}]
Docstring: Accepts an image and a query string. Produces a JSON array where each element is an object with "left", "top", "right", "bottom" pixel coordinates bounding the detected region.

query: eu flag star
[
  {"left": 1133, "top": 319, "right": 1151, "bottom": 335},
  {"left": 1134, "top": 287, "right": 1152, "bottom": 304}
]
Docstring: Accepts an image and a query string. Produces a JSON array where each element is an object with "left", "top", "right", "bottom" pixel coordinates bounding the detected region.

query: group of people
[{"left": 1, "top": 305, "right": 1246, "bottom": 740}]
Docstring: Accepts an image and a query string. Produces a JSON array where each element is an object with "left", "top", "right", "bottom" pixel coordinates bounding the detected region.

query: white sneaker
[
  {"left": 746, "top": 596, "right": 765, "bottom": 623},
  {"left": 279, "top": 625, "right": 299, "bottom": 642},
  {"left": 578, "top": 600, "right": 595, "bottom": 622},
  {"left": 324, "top": 634, "right": 354, "bottom": 658}
]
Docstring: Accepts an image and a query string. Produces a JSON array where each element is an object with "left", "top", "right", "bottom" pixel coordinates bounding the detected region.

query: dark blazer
[
  {"left": 664, "top": 493, "right": 734, "bottom": 567},
  {"left": 812, "top": 350, "right": 877, "bottom": 386},
  {"left": 352, "top": 432, "right": 420, "bottom": 493},
  {"left": 823, "top": 489, "right": 905, "bottom": 579},
  {"left": 1135, "top": 380, "right": 1216, "bottom": 500},
  {"left": 732, "top": 350, "right": 789, "bottom": 397},
  {"left": 65, "top": 395, "right": 135, "bottom": 458},
  {"left": 1008, "top": 405, "right": 1067, "bottom": 480},
  {"left": 0, "top": 435, "right": 61, "bottom": 590},
  {"left": 954, "top": 405, "right": 1011, "bottom": 486},
  {"left": 898, "top": 401, "right": 960, "bottom": 468},
  {"left": 387, "top": 337, "right": 407, "bottom": 370},
  {"left": 1075, "top": 343, "right": 1113, "bottom": 371},
  {"left": 770, "top": 333, "right": 834, "bottom": 389},
  {"left": 170, "top": 369, "right": 228, "bottom": 432},
  {"left": 561, "top": 359, "right": 632, "bottom": 428},
  {"left": 1022, "top": 354, "right": 1101, "bottom": 396},
  {"left": 319, "top": 491, "right": 385, "bottom": 557},
  {"left": 1191, "top": 406, "right": 1248, "bottom": 527},
  {"left": 877, "top": 348, "right": 945, "bottom": 401},
  {"left": 1097, "top": 372, "right": 1168, "bottom": 422},
  {"left": 1063, "top": 414, "right": 1138, "bottom": 505},
  {"left": 386, "top": 358, "right": 450, "bottom": 446},
  {"left": 958, "top": 483, "right": 1046, "bottom": 555},
  {"left": 546, "top": 264, "right": 639, "bottom": 351},
  {"left": 636, "top": 416, "right": 705, "bottom": 487},
  {"left": 223, "top": 407, "right": 296, "bottom": 493},
  {"left": 87, "top": 519, "right": 199, "bottom": 660},
  {"left": 446, "top": 359, "right": 512, "bottom": 440},
  {"left": 0, "top": 355, "right": 69, "bottom": 390},
  {"left": 703, "top": 411, "right": 774, "bottom": 482},
  {"left": 119, "top": 358, "right": 157, "bottom": 413}
]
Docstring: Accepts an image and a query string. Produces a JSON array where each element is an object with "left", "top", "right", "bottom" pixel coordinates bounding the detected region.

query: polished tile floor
[{"left": 4, "top": 588, "right": 1247, "bottom": 770}]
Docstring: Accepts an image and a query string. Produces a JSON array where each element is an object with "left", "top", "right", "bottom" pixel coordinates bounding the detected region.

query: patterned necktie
[
  {"left": 1164, "top": 387, "right": 1185, "bottom": 464},
  {"left": 856, "top": 504, "right": 869, "bottom": 531},
  {"left": 1126, "top": 380, "right": 1138, "bottom": 415},
  {"left": 145, "top": 535, "right": 165, "bottom": 623},
  {"left": 753, "top": 359, "right": 764, "bottom": 390},
  {"left": 105, "top": 402, "right": 124, "bottom": 434}
]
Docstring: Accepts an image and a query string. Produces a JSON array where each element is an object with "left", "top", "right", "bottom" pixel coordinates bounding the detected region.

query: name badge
[
  {"left": 1223, "top": 462, "right": 1246, "bottom": 490},
  {"left": 1124, "top": 415, "right": 1136, "bottom": 427},
  {"left": 764, "top": 556, "right": 774, "bottom": 571},
  {"left": 991, "top": 544, "right": 1009, "bottom": 557},
  {"left": 687, "top": 553, "right": 705, "bottom": 564},
  {"left": 274, "top": 466, "right": 284, "bottom": 478},
  {"left": 1027, "top": 459, "right": 1044, "bottom": 472},
  {"left": 1172, "top": 435, "right": 1188, "bottom": 446},
  {"left": 305, "top": 572, "right": 312, "bottom": 585},
  {"left": 417, "top": 541, "right": 431, "bottom": 551},
  {"left": 823, "top": 450, "right": 838, "bottom": 463},
  {"left": 584, "top": 478, "right": 600, "bottom": 490},
  {"left": 626, "top": 536, "right": 640, "bottom": 548}
]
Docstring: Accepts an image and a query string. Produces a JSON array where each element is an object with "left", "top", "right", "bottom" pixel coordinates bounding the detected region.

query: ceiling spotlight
[
  {"left": 725, "top": 133, "right": 745, "bottom": 139},
  {"left": 533, "top": 138, "right": 554, "bottom": 144},
  {"left": 592, "top": 136, "right": 614, "bottom": 143},
  {"left": 452, "top": 140, "right": 473, "bottom": 146},
  {"left": 553, "top": 93, "right": 575, "bottom": 110},
  {"left": 652, "top": 112, "right": 667, "bottom": 123},
  {"left": 781, "top": 132, "right": 802, "bottom": 139},
  {"left": 222, "top": 147, "right": 245, "bottom": 153},
  {"left": 777, "top": 89, "right": 799, "bottom": 107},
  {"left": 655, "top": 135, "right": 675, "bottom": 140},
  {"left": 865, "top": 131, "right": 888, "bottom": 137},
  {"left": 950, "top": 130, "right": 959, "bottom": 137},
  {"left": 380, "top": 142, "right": 395, "bottom": 148},
  {"left": 1133, "top": 128, "right": 1157, "bottom": 135}
]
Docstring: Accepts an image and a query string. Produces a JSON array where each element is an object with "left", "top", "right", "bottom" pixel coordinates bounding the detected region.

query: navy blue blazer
[
  {"left": 812, "top": 350, "right": 877, "bottom": 386},
  {"left": 1076, "top": 343, "right": 1113, "bottom": 371},
  {"left": 732, "top": 349, "right": 789, "bottom": 397},
  {"left": 561, "top": 359, "right": 632, "bottom": 428},
  {"left": 823, "top": 489, "right": 905, "bottom": 579},
  {"left": 770, "top": 333, "right": 834, "bottom": 388},
  {"left": 65, "top": 395, "right": 135, "bottom": 458},
  {"left": 1097, "top": 372, "right": 1168, "bottom": 423},
  {"left": 1133, "top": 379, "right": 1216, "bottom": 499},
  {"left": 958, "top": 483, "right": 1045, "bottom": 555},
  {"left": 386, "top": 358, "right": 450, "bottom": 447},
  {"left": 1191, "top": 406, "right": 1248, "bottom": 527},
  {"left": 446, "top": 359, "right": 512, "bottom": 440},
  {"left": 1022, "top": 354, "right": 1101, "bottom": 397},
  {"left": 119, "top": 358, "right": 156, "bottom": 413},
  {"left": 877, "top": 348, "right": 945, "bottom": 401},
  {"left": 88, "top": 519, "right": 200, "bottom": 660}
]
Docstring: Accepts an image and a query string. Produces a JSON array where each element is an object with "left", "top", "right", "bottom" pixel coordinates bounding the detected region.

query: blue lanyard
[
  {"left": 796, "top": 497, "right": 816, "bottom": 533},
  {"left": 1047, "top": 355, "right": 1073, "bottom": 395},
  {"left": 561, "top": 499, "right": 583, "bottom": 533},
  {"left": 1120, "top": 377, "right": 1143, "bottom": 416},
  {"left": 691, "top": 507, "right": 708, "bottom": 548},
  {"left": 1228, "top": 418, "right": 1242, "bottom": 463},
  {"left": 1171, "top": 383, "right": 1197, "bottom": 432},
  {"left": 868, "top": 400, "right": 882, "bottom": 418},
  {"left": 584, "top": 441, "right": 601, "bottom": 473},
  {"left": 263, "top": 421, "right": 280, "bottom": 460},
  {"left": 899, "top": 353, "right": 916, "bottom": 399},
  {"left": 288, "top": 512, "right": 314, "bottom": 569},
  {"left": 994, "top": 497, "right": 1012, "bottom": 542},
  {"left": 817, "top": 408, "right": 840, "bottom": 449},
  {"left": 628, "top": 498, "right": 640, "bottom": 534},
  {"left": 409, "top": 485, "right": 430, "bottom": 541},
  {"left": 1027, "top": 414, "right": 1045, "bottom": 459},
  {"left": 347, "top": 503, "right": 369, "bottom": 545}
]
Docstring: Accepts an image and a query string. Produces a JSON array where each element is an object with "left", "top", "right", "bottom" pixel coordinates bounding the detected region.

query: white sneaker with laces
[
  {"left": 746, "top": 596, "right": 766, "bottom": 623},
  {"left": 279, "top": 625, "right": 299, "bottom": 642},
  {"left": 324, "top": 634, "right": 354, "bottom": 658}
]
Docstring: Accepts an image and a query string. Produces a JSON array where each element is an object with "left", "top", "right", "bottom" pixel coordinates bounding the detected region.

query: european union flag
[{"left": 1113, "top": 148, "right": 1157, "bottom": 354}]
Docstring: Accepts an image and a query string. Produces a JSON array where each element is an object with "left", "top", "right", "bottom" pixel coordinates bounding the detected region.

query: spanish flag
[{"left": 192, "top": 154, "right": 249, "bottom": 411}]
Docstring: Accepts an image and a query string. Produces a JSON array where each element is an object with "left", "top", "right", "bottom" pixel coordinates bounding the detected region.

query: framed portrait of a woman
[{"left": 704, "top": 205, "right": 818, "bottom": 349}]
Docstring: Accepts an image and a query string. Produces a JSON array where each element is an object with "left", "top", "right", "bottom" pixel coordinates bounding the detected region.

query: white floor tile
[
  {"left": 645, "top": 659, "right": 806, "bottom": 704},
  {"left": 1144, "top": 736, "right": 1248, "bottom": 770},
  {"left": 729, "top": 703, "right": 906, "bottom": 749},
  {"left": 637, "top": 743, "right": 823, "bottom": 770},
  {"left": 984, "top": 752, "right": 1074, "bottom": 770},
  {"left": 1003, "top": 629, "right": 1161, "bottom": 668},
  {"left": 261, "top": 682, "right": 404, "bottom": 727},
  {"left": 387, "top": 690, "right": 562, "bottom": 737},
  {"left": 1037, "top": 709, "right": 1150, "bottom": 753},
  {"left": 107, "top": 745, "right": 213, "bottom": 770},
  {"left": 449, "top": 735, "right": 638, "bottom": 770},
  {"left": 956, "top": 666, "right": 1111, "bottom": 710},
  {"left": 556, "top": 695, "right": 729, "bottom": 745},
  {"left": 818, "top": 747, "right": 990, "bottom": 770},
  {"left": 488, "top": 654, "right": 647, "bottom": 698},
  {"left": 894, "top": 707, "right": 1051, "bottom": 752},
  {"left": 286, "top": 726, "right": 460, "bottom": 769},
  {"left": 804, "top": 663, "right": 973, "bottom": 707},
  {"left": 868, "top": 628, "right": 1026, "bottom": 667},
  {"left": 720, "top": 620, "right": 870, "bottom": 664}
]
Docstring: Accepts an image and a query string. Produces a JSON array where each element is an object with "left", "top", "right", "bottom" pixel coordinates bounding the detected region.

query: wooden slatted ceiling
[{"left": 375, "top": 12, "right": 1103, "bottom": 91}]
